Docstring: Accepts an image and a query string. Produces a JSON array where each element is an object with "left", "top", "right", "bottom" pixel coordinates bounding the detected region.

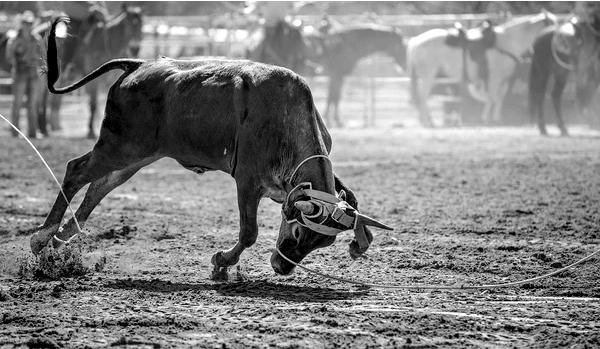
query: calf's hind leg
[
  {"left": 31, "top": 152, "right": 94, "bottom": 254},
  {"left": 30, "top": 137, "right": 144, "bottom": 253},
  {"left": 52, "top": 158, "right": 157, "bottom": 248},
  {"left": 211, "top": 179, "right": 262, "bottom": 280}
]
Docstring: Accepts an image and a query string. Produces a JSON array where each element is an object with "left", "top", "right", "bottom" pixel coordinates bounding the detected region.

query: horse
[
  {"left": 304, "top": 25, "right": 406, "bottom": 127},
  {"left": 408, "top": 10, "right": 556, "bottom": 127},
  {"left": 46, "top": 6, "right": 143, "bottom": 138},
  {"left": 247, "top": 20, "right": 308, "bottom": 74},
  {"left": 529, "top": 18, "right": 600, "bottom": 136},
  {"left": 0, "top": 33, "right": 12, "bottom": 73}
]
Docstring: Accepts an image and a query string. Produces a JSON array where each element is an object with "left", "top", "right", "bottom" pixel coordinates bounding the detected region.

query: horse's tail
[{"left": 46, "top": 17, "right": 143, "bottom": 95}]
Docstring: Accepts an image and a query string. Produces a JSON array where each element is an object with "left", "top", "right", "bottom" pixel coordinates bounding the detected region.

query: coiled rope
[{"left": 551, "top": 31, "right": 575, "bottom": 71}]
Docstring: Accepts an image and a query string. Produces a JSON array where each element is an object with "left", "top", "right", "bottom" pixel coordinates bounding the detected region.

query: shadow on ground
[{"left": 104, "top": 278, "right": 369, "bottom": 302}]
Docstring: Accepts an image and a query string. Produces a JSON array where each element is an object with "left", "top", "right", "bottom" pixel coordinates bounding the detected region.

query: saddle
[
  {"left": 553, "top": 18, "right": 583, "bottom": 57},
  {"left": 445, "top": 20, "right": 497, "bottom": 88}
]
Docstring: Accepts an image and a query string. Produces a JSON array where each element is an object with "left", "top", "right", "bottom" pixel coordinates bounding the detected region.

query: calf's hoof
[
  {"left": 211, "top": 266, "right": 229, "bottom": 281},
  {"left": 211, "top": 250, "right": 239, "bottom": 268},
  {"left": 348, "top": 240, "right": 368, "bottom": 259},
  {"left": 51, "top": 224, "right": 80, "bottom": 249},
  {"left": 30, "top": 224, "right": 60, "bottom": 255}
]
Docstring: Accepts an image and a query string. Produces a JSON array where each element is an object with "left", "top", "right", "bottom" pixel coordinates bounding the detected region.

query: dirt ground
[{"left": 1, "top": 115, "right": 600, "bottom": 348}]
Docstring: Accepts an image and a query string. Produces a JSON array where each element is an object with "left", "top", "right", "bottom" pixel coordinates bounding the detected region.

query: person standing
[{"left": 6, "top": 11, "right": 44, "bottom": 138}]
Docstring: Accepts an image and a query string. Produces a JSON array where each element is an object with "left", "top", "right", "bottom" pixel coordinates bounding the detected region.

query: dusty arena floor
[{"left": 1, "top": 124, "right": 599, "bottom": 348}]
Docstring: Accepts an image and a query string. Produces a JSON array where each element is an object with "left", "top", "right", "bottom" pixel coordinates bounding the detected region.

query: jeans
[{"left": 11, "top": 68, "right": 42, "bottom": 138}]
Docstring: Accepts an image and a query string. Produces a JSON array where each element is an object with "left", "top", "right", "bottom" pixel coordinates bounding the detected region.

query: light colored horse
[{"left": 408, "top": 10, "right": 557, "bottom": 126}]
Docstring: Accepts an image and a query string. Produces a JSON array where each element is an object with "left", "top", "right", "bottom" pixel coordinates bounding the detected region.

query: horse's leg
[
  {"left": 481, "top": 98, "right": 493, "bottom": 125},
  {"left": 529, "top": 62, "right": 549, "bottom": 136},
  {"left": 36, "top": 79, "right": 48, "bottom": 137},
  {"left": 329, "top": 74, "right": 344, "bottom": 128},
  {"left": 87, "top": 82, "right": 98, "bottom": 139},
  {"left": 491, "top": 79, "right": 510, "bottom": 125},
  {"left": 418, "top": 71, "right": 435, "bottom": 127},
  {"left": 551, "top": 73, "right": 569, "bottom": 136},
  {"left": 323, "top": 78, "right": 333, "bottom": 127}
]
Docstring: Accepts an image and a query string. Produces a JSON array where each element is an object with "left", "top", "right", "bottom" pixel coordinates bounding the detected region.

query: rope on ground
[
  {"left": 3, "top": 111, "right": 598, "bottom": 290},
  {"left": 276, "top": 246, "right": 600, "bottom": 290}
]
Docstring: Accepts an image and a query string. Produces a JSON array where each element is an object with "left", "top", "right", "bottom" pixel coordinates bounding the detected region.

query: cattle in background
[
  {"left": 529, "top": 17, "right": 600, "bottom": 136},
  {"left": 30, "top": 18, "right": 392, "bottom": 279}
]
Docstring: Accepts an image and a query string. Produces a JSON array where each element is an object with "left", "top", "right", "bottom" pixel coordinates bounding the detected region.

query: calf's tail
[{"left": 46, "top": 17, "right": 144, "bottom": 95}]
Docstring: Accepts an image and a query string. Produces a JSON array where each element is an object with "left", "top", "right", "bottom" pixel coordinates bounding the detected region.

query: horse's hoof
[{"left": 30, "top": 224, "right": 59, "bottom": 255}]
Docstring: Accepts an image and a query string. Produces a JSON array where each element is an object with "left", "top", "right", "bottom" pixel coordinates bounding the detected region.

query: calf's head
[{"left": 270, "top": 183, "right": 392, "bottom": 275}]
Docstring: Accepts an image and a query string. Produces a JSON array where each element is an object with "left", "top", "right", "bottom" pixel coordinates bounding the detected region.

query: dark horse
[
  {"left": 305, "top": 26, "right": 406, "bottom": 127},
  {"left": 48, "top": 6, "right": 143, "bottom": 138},
  {"left": 529, "top": 18, "right": 600, "bottom": 136},
  {"left": 0, "top": 33, "right": 12, "bottom": 73},
  {"left": 248, "top": 20, "right": 307, "bottom": 74}
]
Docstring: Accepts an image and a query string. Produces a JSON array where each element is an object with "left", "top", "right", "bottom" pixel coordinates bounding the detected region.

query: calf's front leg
[{"left": 210, "top": 181, "right": 261, "bottom": 281}]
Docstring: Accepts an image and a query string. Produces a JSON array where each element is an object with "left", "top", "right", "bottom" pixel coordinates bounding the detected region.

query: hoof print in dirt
[
  {"left": 96, "top": 225, "right": 136, "bottom": 241},
  {"left": 0, "top": 289, "right": 12, "bottom": 302}
]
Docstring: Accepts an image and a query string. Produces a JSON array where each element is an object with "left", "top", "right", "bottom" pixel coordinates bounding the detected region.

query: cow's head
[{"left": 270, "top": 158, "right": 392, "bottom": 275}]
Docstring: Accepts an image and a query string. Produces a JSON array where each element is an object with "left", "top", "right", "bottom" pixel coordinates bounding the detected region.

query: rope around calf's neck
[{"left": 276, "top": 246, "right": 600, "bottom": 290}]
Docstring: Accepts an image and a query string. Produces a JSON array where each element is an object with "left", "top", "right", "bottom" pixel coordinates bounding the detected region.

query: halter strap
[
  {"left": 288, "top": 154, "right": 330, "bottom": 185},
  {"left": 282, "top": 155, "right": 370, "bottom": 249}
]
